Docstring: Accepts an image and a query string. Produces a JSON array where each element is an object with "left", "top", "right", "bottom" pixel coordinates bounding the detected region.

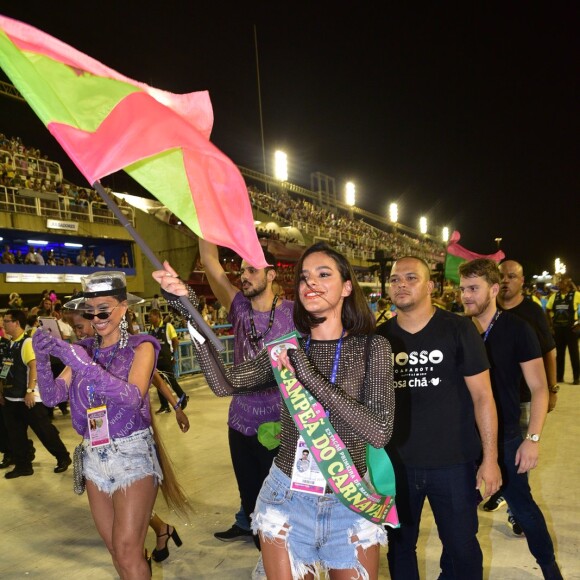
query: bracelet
[{"left": 173, "top": 394, "right": 186, "bottom": 411}]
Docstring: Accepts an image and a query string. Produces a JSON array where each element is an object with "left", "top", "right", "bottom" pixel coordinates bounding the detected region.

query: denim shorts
[
  {"left": 251, "top": 463, "right": 387, "bottom": 580},
  {"left": 82, "top": 428, "right": 162, "bottom": 495}
]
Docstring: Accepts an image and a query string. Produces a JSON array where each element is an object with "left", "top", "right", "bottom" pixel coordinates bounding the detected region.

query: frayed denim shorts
[
  {"left": 251, "top": 463, "right": 387, "bottom": 580},
  {"left": 82, "top": 427, "right": 162, "bottom": 495}
]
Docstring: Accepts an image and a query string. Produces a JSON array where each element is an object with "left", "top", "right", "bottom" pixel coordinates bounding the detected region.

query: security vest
[
  {"left": 148, "top": 323, "right": 173, "bottom": 367},
  {"left": 1, "top": 335, "right": 29, "bottom": 398},
  {"left": 552, "top": 291, "right": 575, "bottom": 328}
]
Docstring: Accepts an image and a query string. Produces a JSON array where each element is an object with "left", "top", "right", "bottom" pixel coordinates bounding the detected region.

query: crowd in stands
[
  {"left": 248, "top": 187, "right": 444, "bottom": 265},
  {"left": 0, "top": 133, "right": 133, "bottom": 222},
  {"left": 0, "top": 134, "right": 62, "bottom": 191},
  {"left": 0, "top": 245, "right": 130, "bottom": 270}
]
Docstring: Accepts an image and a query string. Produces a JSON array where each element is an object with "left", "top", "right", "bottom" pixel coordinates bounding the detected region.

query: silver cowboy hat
[{"left": 64, "top": 271, "right": 143, "bottom": 310}]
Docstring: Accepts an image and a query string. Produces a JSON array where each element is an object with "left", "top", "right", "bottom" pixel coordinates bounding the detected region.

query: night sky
[{"left": 0, "top": 2, "right": 577, "bottom": 277}]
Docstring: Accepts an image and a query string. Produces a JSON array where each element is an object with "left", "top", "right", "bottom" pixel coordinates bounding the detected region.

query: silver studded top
[{"left": 191, "top": 326, "right": 395, "bottom": 480}]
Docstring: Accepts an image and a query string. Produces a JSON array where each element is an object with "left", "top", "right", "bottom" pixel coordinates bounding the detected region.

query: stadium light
[
  {"left": 419, "top": 217, "right": 427, "bottom": 235},
  {"left": 345, "top": 182, "right": 356, "bottom": 207},
  {"left": 389, "top": 203, "right": 398, "bottom": 223},
  {"left": 442, "top": 227, "right": 449, "bottom": 242},
  {"left": 27, "top": 239, "right": 49, "bottom": 245},
  {"left": 274, "top": 150, "right": 288, "bottom": 181},
  {"left": 555, "top": 258, "right": 566, "bottom": 275}
]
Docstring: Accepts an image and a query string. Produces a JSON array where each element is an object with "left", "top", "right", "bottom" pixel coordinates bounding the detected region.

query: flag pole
[{"left": 92, "top": 181, "right": 224, "bottom": 352}]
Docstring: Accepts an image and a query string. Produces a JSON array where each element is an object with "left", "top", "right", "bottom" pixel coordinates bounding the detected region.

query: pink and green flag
[
  {"left": 0, "top": 15, "right": 268, "bottom": 268},
  {"left": 445, "top": 230, "right": 505, "bottom": 283}
]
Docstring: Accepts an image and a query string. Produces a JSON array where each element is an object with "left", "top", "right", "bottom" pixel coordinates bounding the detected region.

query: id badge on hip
[{"left": 87, "top": 405, "right": 111, "bottom": 447}]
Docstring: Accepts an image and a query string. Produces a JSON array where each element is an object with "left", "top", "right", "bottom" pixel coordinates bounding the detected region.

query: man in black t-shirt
[
  {"left": 499, "top": 261, "right": 558, "bottom": 412},
  {"left": 460, "top": 259, "right": 562, "bottom": 580},
  {"left": 481, "top": 260, "right": 559, "bottom": 522},
  {"left": 378, "top": 256, "right": 500, "bottom": 580}
]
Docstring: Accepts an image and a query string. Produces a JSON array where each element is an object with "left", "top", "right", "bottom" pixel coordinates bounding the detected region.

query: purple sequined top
[
  {"left": 227, "top": 292, "right": 295, "bottom": 435},
  {"left": 68, "top": 334, "right": 159, "bottom": 439}
]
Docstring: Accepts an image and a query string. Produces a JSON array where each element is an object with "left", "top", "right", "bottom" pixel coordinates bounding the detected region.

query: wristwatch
[
  {"left": 526, "top": 433, "right": 541, "bottom": 442},
  {"left": 549, "top": 384, "right": 560, "bottom": 393},
  {"left": 26, "top": 388, "right": 35, "bottom": 394}
]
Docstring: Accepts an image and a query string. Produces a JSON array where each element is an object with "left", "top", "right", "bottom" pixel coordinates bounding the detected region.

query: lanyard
[
  {"left": 482, "top": 310, "right": 501, "bottom": 342},
  {"left": 247, "top": 294, "right": 279, "bottom": 343},
  {"left": 304, "top": 328, "right": 345, "bottom": 385},
  {"left": 88, "top": 342, "right": 120, "bottom": 407}
]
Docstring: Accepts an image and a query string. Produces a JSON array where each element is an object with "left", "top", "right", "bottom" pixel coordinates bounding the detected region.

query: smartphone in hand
[{"left": 38, "top": 317, "right": 63, "bottom": 339}]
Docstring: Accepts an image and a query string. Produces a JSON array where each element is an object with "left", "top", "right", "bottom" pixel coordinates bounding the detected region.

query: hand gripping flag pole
[
  {"left": 0, "top": 14, "right": 273, "bottom": 353},
  {"left": 92, "top": 181, "right": 222, "bottom": 351}
]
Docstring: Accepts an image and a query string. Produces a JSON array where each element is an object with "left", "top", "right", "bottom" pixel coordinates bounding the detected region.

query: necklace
[{"left": 247, "top": 294, "right": 279, "bottom": 343}]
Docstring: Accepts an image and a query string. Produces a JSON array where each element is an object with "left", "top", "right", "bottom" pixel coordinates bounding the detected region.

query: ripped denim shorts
[
  {"left": 251, "top": 463, "right": 387, "bottom": 580},
  {"left": 82, "top": 427, "right": 162, "bottom": 495}
]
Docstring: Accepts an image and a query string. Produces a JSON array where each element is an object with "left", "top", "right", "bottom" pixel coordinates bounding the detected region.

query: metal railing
[
  {"left": 175, "top": 326, "right": 234, "bottom": 376},
  {"left": 0, "top": 185, "right": 135, "bottom": 226}
]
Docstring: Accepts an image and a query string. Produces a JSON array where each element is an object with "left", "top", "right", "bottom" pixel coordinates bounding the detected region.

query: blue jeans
[
  {"left": 234, "top": 505, "right": 251, "bottom": 531},
  {"left": 499, "top": 435, "right": 560, "bottom": 577},
  {"left": 387, "top": 461, "right": 482, "bottom": 580},
  {"left": 252, "top": 463, "right": 387, "bottom": 577}
]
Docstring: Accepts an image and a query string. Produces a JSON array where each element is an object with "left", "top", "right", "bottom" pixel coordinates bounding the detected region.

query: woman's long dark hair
[{"left": 293, "top": 242, "right": 375, "bottom": 336}]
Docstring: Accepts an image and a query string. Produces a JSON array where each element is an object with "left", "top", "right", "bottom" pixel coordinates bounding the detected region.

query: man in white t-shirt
[{"left": 95, "top": 251, "right": 106, "bottom": 268}]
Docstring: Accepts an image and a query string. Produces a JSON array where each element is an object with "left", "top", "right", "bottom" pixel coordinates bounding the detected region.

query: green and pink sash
[{"left": 266, "top": 332, "right": 399, "bottom": 528}]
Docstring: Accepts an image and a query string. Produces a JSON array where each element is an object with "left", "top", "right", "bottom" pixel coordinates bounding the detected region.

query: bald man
[{"left": 499, "top": 260, "right": 558, "bottom": 413}]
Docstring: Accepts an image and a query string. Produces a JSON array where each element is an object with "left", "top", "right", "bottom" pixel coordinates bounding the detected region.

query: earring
[
  {"left": 119, "top": 317, "right": 129, "bottom": 349},
  {"left": 92, "top": 332, "right": 101, "bottom": 351}
]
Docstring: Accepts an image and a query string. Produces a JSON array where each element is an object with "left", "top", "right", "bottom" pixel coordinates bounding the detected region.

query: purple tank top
[
  {"left": 69, "top": 334, "right": 160, "bottom": 439},
  {"left": 227, "top": 292, "right": 295, "bottom": 435}
]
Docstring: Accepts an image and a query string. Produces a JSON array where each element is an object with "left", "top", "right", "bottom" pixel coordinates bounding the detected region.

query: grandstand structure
[
  {"left": 0, "top": 123, "right": 445, "bottom": 307},
  {"left": 0, "top": 80, "right": 447, "bottom": 305}
]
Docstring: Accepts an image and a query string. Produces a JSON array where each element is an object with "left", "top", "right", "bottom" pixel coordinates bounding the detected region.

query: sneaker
[
  {"left": 213, "top": 524, "right": 253, "bottom": 542},
  {"left": 54, "top": 456, "right": 72, "bottom": 473},
  {"left": 251, "top": 555, "right": 267, "bottom": 580},
  {"left": 507, "top": 514, "right": 524, "bottom": 537},
  {"left": 5, "top": 466, "right": 34, "bottom": 479},
  {"left": 155, "top": 406, "right": 171, "bottom": 414},
  {"left": 0, "top": 455, "right": 14, "bottom": 469},
  {"left": 482, "top": 493, "right": 506, "bottom": 512}
]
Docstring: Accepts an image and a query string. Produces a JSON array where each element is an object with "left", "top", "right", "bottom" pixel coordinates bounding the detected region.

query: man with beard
[
  {"left": 198, "top": 239, "right": 293, "bottom": 575},
  {"left": 480, "top": 260, "right": 558, "bottom": 530},
  {"left": 459, "top": 259, "right": 562, "bottom": 579},
  {"left": 377, "top": 256, "right": 500, "bottom": 580}
]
